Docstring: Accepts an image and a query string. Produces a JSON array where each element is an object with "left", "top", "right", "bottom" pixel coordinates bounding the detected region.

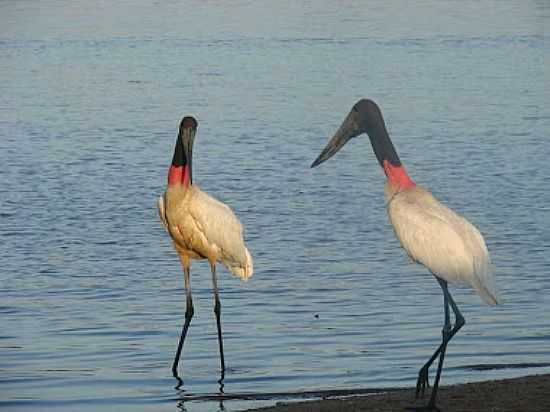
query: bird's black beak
[
  {"left": 181, "top": 129, "right": 194, "bottom": 185},
  {"left": 178, "top": 116, "right": 197, "bottom": 185},
  {"left": 310, "top": 108, "right": 363, "bottom": 168}
]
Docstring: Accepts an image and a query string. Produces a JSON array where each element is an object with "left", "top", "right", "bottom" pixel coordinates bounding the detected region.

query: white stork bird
[
  {"left": 158, "top": 116, "right": 253, "bottom": 377},
  {"left": 311, "top": 99, "right": 499, "bottom": 411}
]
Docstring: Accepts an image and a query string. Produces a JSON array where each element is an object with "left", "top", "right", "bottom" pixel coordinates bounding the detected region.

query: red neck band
[
  {"left": 168, "top": 165, "right": 191, "bottom": 187},
  {"left": 383, "top": 160, "right": 416, "bottom": 189}
]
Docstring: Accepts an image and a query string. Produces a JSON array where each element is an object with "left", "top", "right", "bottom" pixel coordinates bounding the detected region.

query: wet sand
[{"left": 244, "top": 374, "right": 550, "bottom": 412}]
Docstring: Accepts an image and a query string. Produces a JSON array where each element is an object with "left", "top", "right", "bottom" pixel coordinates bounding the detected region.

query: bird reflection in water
[{"left": 174, "top": 369, "right": 226, "bottom": 412}]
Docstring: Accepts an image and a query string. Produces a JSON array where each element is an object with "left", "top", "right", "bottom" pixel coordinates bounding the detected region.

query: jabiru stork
[
  {"left": 311, "top": 99, "right": 499, "bottom": 411},
  {"left": 158, "top": 116, "right": 253, "bottom": 377}
]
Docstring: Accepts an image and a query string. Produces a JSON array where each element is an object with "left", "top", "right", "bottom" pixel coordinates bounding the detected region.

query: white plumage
[
  {"left": 160, "top": 115, "right": 253, "bottom": 376},
  {"left": 158, "top": 185, "right": 253, "bottom": 280},
  {"left": 311, "top": 98, "right": 500, "bottom": 409},
  {"left": 385, "top": 183, "right": 498, "bottom": 305}
]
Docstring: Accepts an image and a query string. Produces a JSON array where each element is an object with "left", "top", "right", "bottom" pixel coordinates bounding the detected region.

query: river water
[{"left": 1, "top": 1, "right": 549, "bottom": 411}]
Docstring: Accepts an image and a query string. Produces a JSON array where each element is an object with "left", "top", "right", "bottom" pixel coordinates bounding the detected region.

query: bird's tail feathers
[
  {"left": 473, "top": 261, "right": 500, "bottom": 305},
  {"left": 227, "top": 248, "right": 253, "bottom": 281}
]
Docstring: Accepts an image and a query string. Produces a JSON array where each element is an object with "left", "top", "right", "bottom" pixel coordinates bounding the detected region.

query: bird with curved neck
[
  {"left": 311, "top": 99, "right": 499, "bottom": 411},
  {"left": 158, "top": 116, "right": 253, "bottom": 378}
]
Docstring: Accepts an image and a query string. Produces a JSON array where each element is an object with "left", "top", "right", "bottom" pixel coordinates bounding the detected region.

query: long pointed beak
[
  {"left": 310, "top": 109, "right": 362, "bottom": 168},
  {"left": 179, "top": 126, "right": 195, "bottom": 184}
]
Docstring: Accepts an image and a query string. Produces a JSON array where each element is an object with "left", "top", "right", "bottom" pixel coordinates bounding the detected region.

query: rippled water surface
[{"left": 2, "top": 1, "right": 550, "bottom": 411}]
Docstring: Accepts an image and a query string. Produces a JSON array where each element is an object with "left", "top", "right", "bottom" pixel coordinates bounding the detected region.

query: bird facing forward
[{"left": 158, "top": 116, "right": 253, "bottom": 377}]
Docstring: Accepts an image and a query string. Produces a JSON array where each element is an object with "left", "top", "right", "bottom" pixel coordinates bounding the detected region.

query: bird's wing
[
  {"left": 450, "top": 211, "right": 499, "bottom": 304},
  {"left": 388, "top": 189, "right": 474, "bottom": 282},
  {"left": 157, "top": 194, "right": 168, "bottom": 230},
  {"left": 188, "top": 188, "right": 253, "bottom": 280},
  {"left": 388, "top": 187, "right": 498, "bottom": 304},
  {"left": 391, "top": 205, "right": 471, "bottom": 281}
]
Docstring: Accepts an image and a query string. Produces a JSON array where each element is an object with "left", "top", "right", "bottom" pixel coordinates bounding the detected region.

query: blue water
[{"left": 1, "top": 1, "right": 550, "bottom": 411}]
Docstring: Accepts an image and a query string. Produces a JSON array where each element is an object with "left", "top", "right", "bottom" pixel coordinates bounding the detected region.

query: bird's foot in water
[
  {"left": 173, "top": 373, "right": 184, "bottom": 391},
  {"left": 416, "top": 365, "right": 431, "bottom": 398}
]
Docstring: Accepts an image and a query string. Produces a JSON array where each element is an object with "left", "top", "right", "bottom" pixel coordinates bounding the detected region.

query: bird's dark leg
[
  {"left": 211, "top": 262, "right": 226, "bottom": 373},
  {"left": 426, "top": 279, "right": 451, "bottom": 411},
  {"left": 172, "top": 262, "right": 194, "bottom": 377},
  {"left": 414, "top": 277, "right": 465, "bottom": 411},
  {"left": 416, "top": 278, "right": 448, "bottom": 399}
]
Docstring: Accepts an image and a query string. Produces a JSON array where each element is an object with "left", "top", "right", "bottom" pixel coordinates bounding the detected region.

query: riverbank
[{"left": 244, "top": 374, "right": 550, "bottom": 412}]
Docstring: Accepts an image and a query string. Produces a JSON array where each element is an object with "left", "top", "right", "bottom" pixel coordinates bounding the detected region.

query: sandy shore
[{"left": 244, "top": 374, "right": 550, "bottom": 412}]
